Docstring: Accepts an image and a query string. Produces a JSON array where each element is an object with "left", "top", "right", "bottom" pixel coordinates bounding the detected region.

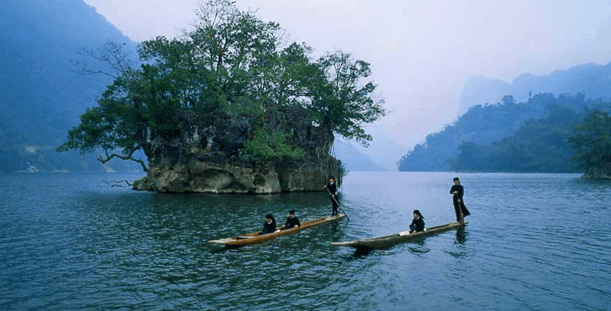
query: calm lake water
[{"left": 1, "top": 172, "right": 610, "bottom": 310}]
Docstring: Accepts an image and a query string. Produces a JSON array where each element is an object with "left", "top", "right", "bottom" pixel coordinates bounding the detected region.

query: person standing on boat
[
  {"left": 261, "top": 213, "right": 277, "bottom": 235},
  {"left": 409, "top": 209, "right": 425, "bottom": 233},
  {"left": 450, "top": 177, "right": 471, "bottom": 223},
  {"left": 325, "top": 176, "right": 340, "bottom": 216},
  {"left": 284, "top": 209, "right": 301, "bottom": 229}
]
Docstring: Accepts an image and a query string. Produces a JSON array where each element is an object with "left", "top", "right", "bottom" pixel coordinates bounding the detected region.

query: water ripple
[{"left": 1, "top": 173, "right": 610, "bottom": 310}]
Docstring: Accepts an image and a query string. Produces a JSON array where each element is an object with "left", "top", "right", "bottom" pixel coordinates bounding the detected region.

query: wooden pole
[
  {"left": 325, "top": 186, "right": 350, "bottom": 221},
  {"left": 456, "top": 194, "right": 465, "bottom": 225}
]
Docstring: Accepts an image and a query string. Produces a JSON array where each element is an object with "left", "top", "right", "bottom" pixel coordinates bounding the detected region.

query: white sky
[{"left": 83, "top": 0, "right": 611, "bottom": 155}]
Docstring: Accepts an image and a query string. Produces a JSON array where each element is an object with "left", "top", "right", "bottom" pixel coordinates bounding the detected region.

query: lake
[{"left": 1, "top": 172, "right": 610, "bottom": 310}]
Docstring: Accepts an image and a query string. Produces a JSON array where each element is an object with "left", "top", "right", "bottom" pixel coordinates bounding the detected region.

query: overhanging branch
[{"left": 98, "top": 146, "right": 148, "bottom": 172}]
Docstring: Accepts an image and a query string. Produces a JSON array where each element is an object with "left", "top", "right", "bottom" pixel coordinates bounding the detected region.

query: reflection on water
[
  {"left": 0, "top": 172, "right": 610, "bottom": 310},
  {"left": 455, "top": 225, "right": 466, "bottom": 244}
]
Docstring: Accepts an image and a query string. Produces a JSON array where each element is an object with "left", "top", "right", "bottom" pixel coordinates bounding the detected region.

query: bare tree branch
[
  {"left": 102, "top": 180, "right": 133, "bottom": 187},
  {"left": 71, "top": 40, "right": 136, "bottom": 78},
  {"left": 98, "top": 145, "right": 149, "bottom": 172}
]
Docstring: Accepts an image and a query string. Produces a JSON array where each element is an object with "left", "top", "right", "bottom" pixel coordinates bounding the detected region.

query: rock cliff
[{"left": 132, "top": 107, "right": 342, "bottom": 193}]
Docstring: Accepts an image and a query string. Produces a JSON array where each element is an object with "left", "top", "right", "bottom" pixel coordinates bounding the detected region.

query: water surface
[{"left": 1, "top": 172, "right": 610, "bottom": 310}]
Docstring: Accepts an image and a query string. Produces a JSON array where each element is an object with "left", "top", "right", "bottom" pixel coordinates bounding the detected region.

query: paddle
[{"left": 324, "top": 186, "right": 350, "bottom": 221}]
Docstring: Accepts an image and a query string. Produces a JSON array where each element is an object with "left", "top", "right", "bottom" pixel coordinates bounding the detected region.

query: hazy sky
[{"left": 82, "top": 0, "right": 611, "bottom": 156}]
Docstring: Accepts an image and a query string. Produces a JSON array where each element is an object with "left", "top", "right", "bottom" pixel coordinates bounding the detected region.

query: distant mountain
[
  {"left": 399, "top": 92, "right": 609, "bottom": 172},
  {"left": 348, "top": 125, "right": 407, "bottom": 171},
  {"left": 0, "top": 0, "right": 140, "bottom": 172},
  {"left": 332, "top": 140, "right": 381, "bottom": 172},
  {"left": 459, "top": 62, "right": 611, "bottom": 115}
]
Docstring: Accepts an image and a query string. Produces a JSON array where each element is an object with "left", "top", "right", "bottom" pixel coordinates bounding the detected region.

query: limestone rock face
[
  {"left": 133, "top": 108, "right": 342, "bottom": 193},
  {"left": 132, "top": 161, "right": 337, "bottom": 193}
]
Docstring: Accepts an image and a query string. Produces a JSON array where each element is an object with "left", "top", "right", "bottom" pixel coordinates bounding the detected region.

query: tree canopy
[
  {"left": 58, "top": 0, "right": 386, "bottom": 168},
  {"left": 451, "top": 104, "right": 583, "bottom": 172},
  {"left": 399, "top": 92, "right": 611, "bottom": 173},
  {"left": 569, "top": 110, "right": 611, "bottom": 174}
]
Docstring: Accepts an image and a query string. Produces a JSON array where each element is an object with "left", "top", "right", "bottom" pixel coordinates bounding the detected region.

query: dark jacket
[
  {"left": 450, "top": 184, "right": 471, "bottom": 220},
  {"left": 326, "top": 181, "right": 339, "bottom": 209},
  {"left": 326, "top": 182, "right": 337, "bottom": 196},
  {"left": 410, "top": 217, "right": 425, "bottom": 232},
  {"left": 284, "top": 216, "right": 301, "bottom": 229},
  {"left": 450, "top": 184, "right": 464, "bottom": 202},
  {"left": 261, "top": 217, "right": 277, "bottom": 235}
]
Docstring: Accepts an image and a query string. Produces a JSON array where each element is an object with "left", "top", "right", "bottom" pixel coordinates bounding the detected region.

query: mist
[{"left": 83, "top": 0, "right": 611, "bottom": 167}]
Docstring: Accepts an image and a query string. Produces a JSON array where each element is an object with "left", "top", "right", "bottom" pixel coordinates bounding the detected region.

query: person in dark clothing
[
  {"left": 450, "top": 177, "right": 471, "bottom": 223},
  {"left": 284, "top": 209, "right": 301, "bottom": 229},
  {"left": 260, "top": 213, "right": 277, "bottom": 235},
  {"left": 409, "top": 209, "right": 425, "bottom": 233},
  {"left": 325, "top": 176, "right": 340, "bottom": 216}
]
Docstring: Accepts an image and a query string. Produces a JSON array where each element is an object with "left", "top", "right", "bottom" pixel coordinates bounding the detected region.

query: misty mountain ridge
[
  {"left": 400, "top": 88, "right": 611, "bottom": 172},
  {"left": 0, "top": 0, "right": 140, "bottom": 173},
  {"left": 459, "top": 62, "right": 611, "bottom": 115},
  {"left": 332, "top": 140, "right": 381, "bottom": 172},
  {"left": 0, "top": 0, "right": 377, "bottom": 174}
]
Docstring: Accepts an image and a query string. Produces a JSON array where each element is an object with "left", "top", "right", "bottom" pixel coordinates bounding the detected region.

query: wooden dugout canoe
[
  {"left": 208, "top": 214, "right": 346, "bottom": 248},
  {"left": 330, "top": 221, "right": 467, "bottom": 251}
]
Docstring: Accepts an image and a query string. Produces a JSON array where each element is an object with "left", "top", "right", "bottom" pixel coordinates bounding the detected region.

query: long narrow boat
[
  {"left": 208, "top": 214, "right": 346, "bottom": 248},
  {"left": 330, "top": 221, "right": 467, "bottom": 251}
]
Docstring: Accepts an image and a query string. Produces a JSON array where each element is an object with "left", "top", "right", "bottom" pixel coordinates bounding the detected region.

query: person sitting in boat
[
  {"left": 409, "top": 209, "right": 425, "bottom": 233},
  {"left": 261, "top": 213, "right": 277, "bottom": 235},
  {"left": 284, "top": 209, "right": 301, "bottom": 229}
]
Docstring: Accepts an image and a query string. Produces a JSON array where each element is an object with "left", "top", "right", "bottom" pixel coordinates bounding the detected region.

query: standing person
[
  {"left": 325, "top": 176, "right": 340, "bottom": 216},
  {"left": 450, "top": 177, "right": 471, "bottom": 223},
  {"left": 409, "top": 209, "right": 425, "bottom": 233},
  {"left": 260, "top": 213, "right": 277, "bottom": 235},
  {"left": 284, "top": 209, "right": 301, "bottom": 229}
]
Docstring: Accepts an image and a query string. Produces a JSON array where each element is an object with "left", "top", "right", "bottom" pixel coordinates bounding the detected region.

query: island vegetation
[
  {"left": 57, "top": 0, "right": 386, "bottom": 192},
  {"left": 5, "top": 0, "right": 609, "bottom": 179}
]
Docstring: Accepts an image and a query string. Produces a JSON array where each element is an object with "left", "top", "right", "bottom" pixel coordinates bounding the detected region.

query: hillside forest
[
  {"left": 2, "top": 0, "right": 611, "bottom": 176},
  {"left": 0, "top": 0, "right": 140, "bottom": 173},
  {"left": 399, "top": 93, "right": 611, "bottom": 176}
]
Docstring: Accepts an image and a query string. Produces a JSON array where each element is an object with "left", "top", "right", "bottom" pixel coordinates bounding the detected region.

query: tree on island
[{"left": 57, "top": 0, "right": 386, "bottom": 176}]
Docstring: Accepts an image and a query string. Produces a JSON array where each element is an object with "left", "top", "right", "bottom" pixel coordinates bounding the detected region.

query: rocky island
[
  {"left": 58, "top": 0, "right": 386, "bottom": 193},
  {"left": 132, "top": 108, "right": 342, "bottom": 193}
]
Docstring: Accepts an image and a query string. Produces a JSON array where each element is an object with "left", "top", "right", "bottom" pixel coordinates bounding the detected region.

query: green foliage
[
  {"left": 189, "top": 0, "right": 285, "bottom": 111},
  {"left": 568, "top": 110, "right": 611, "bottom": 172},
  {"left": 243, "top": 128, "right": 305, "bottom": 160},
  {"left": 399, "top": 93, "right": 608, "bottom": 172},
  {"left": 58, "top": 0, "right": 385, "bottom": 168},
  {"left": 451, "top": 105, "right": 583, "bottom": 172},
  {"left": 56, "top": 87, "right": 147, "bottom": 171},
  {"left": 306, "top": 51, "right": 386, "bottom": 145},
  {"left": 338, "top": 162, "right": 347, "bottom": 179},
  {"left": 399, "top": 95, "right": 538, "bottom": 171}
]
